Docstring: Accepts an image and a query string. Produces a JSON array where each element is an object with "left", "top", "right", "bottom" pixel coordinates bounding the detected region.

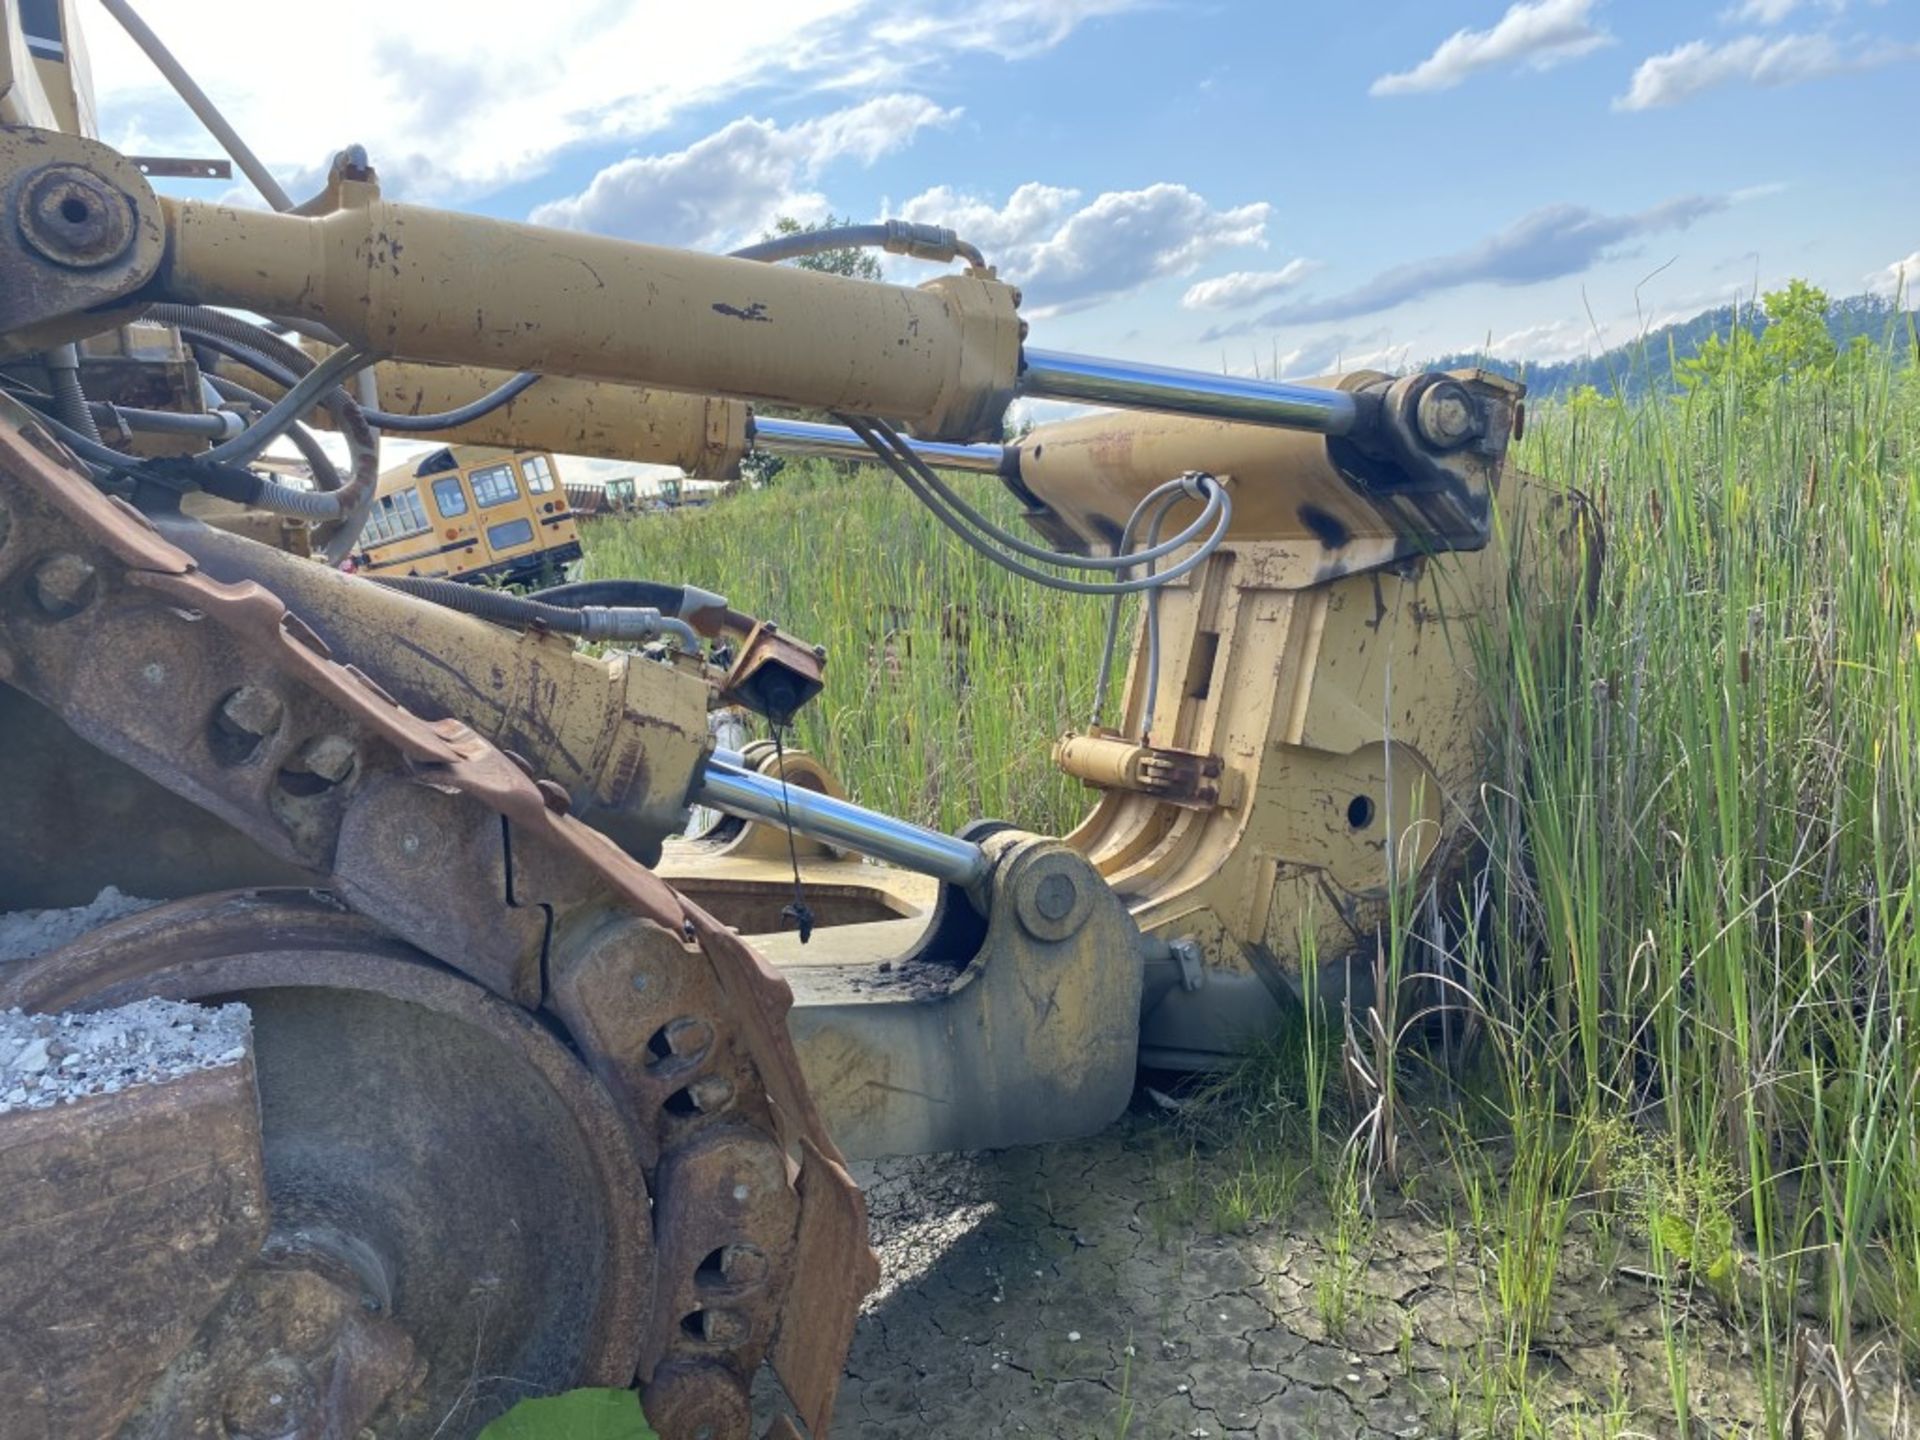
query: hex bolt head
[
  {"left": 298, "top": 734, "right": 358, "bottom": 785},
  {"left": 17, "top": 164, "right": 138, "bottom": 270},
  {"left": 30, "top": 552, "right": 98, "bottom": 618},
  {"left": 220, "top": 685, "right": 285, "bottom": 740},
  {"left": 1415, "top": 382, "right": 1480, "bottom": 451}
]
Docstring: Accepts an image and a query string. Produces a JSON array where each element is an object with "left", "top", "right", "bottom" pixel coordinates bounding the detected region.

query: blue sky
[{"left": 84, "top": 0, "right": 1920, "bottom": 390}]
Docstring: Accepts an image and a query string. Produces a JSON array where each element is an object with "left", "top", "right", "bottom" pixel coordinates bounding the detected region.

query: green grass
[
  {"left": 581, "top": 462, "right": 1113, "bottom": 835},
  {"left": 582, "top": 329, "right": 1920, "bottom": 1434}
]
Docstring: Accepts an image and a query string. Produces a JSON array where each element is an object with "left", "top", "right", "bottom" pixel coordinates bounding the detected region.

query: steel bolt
[
  {"left": 219, "top": 685, "right": 285, "bottom": 741},
  {"left": 717, "top": 1243, "right": 768, "bottom": 1287},
  {"left": 1415, "top": 381, "right": 1479, "bottom": 451},
  {"left": 297, "top": 734, "right": 358, "bottom": 785},
  {"left": 687, "top": 1074, "right": 735, "bottom": 1113},
  {"left": 697, "top": 1308, "right": 748, "bottom": 1346},
  {"left": 1033, "top": 871, "right": 1077, "bottom": 923},
  {"left": 30, "top": 552, "right": 98, "bottom": 618},
  {"left": 17, "top": 164, "right": 138, "bottom": 270},
  {"left": 648, "top": 1016, "right": 714, "bottom": 1072}
]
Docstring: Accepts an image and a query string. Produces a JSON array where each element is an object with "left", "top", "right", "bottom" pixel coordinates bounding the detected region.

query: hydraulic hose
[
  {"left": 526, "top": 578, "right": 735, "bottom": 637},
  {"left": 729, "top": 220, "right": 987, "bottom": 269},
  {"left": 45, "top": 345, "right": 103, "bottom": 445},
  {"left": 369, "top": 575, "right": 701, "bottom": 648},
  {"left": 152, "top": 311, "right": 380, "bottom": 555},
  {"left": 203, "top": 373, "right": 344, "bottom": 495},
  {"left": 144, "top": 301, "right": 542, "bottom": 436}
]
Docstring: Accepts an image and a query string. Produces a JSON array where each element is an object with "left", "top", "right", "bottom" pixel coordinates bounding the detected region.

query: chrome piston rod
[
  {"left": 748, "top": 415, "right": 1007, "bottom": 474},
  {"left": 1018, "top": 348, "right": 1360, "bottom": 435},
  {"left": 695, "top": 755, "right": 990, "bottom": 889}
]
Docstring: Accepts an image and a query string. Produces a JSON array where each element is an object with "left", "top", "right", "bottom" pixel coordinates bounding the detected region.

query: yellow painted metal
[
  {"left": 155, "top": 181, "right": 1023, "bottom": 442},
  {"left": 1061, "top": 463, "right": 1585, "bottom": 1045},
  {"left": 375, "top": 363, "right": 750, "bottom": 476},
  {"left": 161, "top": 522, "right": 709, "bottom": 863},
  {"left": 206, "top": 351, "right": 753, "bottom": 477}
]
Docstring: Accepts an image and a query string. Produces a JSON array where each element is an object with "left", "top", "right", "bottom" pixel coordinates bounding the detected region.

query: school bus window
[
  {"left": 470, "top": 463, "right": 520, "bottom": 508},
  {"left": 431, "top": 476, "right": 469, "bottom": 517},
  {"left": 364, "top": 488, "right": 424, "bottom": 545},
  {"left": 395, "top": 487, "right": 429, "bottom": 535},
  {"left": 521, "top": 455, "right": 555, "bottom": 493}
]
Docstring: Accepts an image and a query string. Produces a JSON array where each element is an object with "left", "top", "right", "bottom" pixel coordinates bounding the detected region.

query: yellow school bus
[{"left": 351, "top": 445, "right": 582, "bottom": 584}]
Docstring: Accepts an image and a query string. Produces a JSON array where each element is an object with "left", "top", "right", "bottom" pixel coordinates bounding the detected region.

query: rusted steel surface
[
  {"left": 719, "top": 621, "right": 827, "bottom": 726},
  {"left": 0, "top": 1051, "right": 268, "bottom": 1439},
  {"left": 2, "top": 892, "right": 661, "bottom": 1435},
  {"left": 0, "top": 127, "right": 163, "bottom": 339},
  {"left": 0, "top": 405, "right": 874, "bottom": 1437}
]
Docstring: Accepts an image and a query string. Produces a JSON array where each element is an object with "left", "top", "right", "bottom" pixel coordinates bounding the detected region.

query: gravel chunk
[{"left": 0, "top": 998, "right": 252, "bottom": 1114}]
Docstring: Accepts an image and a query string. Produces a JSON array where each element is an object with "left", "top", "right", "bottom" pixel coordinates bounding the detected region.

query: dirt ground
[{"left": 757, "top": 1102, "right": 1904, "bottom": 1440}]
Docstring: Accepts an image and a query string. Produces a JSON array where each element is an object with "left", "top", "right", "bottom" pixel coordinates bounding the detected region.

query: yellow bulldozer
[{"left": 0, "top": 3, "right": 1591, "bottom": 1437}]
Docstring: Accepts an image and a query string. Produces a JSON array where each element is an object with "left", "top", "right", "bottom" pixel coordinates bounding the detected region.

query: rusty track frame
[{"left": 0, "top": 401, "right": 875, "bottom": 1437}]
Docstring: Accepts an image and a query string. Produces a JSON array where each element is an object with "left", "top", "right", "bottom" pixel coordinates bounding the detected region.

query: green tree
[
  {"left": 1759, "top": 278, "right": 1837, "bottom": 377},
  {"left": 1676, "top": 325, "right": 1763, "bottom": 396},
  {"left": 760, "top": 214, "right": 884, "bottom": 281}
]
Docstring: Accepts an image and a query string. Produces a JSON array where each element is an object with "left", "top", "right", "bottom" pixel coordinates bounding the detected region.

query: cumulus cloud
[
  {"left": 79, "top": 0, "right": 1131, "bottom": 202},
  {"left": 1201, "top": 194, "right": 1728, "bottom": 339},
  {"left": 1180, "top": 261, "right": 1322, "bottom": 311},
  {"left": 531, "top": 96, "right": 957, "bottom": 248},
  {"left": 899, "top": 182, "right": 1270, "bottom": 316},
  {"left": 1370, "top": 0, "right": 1611, "bottom": 96},
  {"left": 1617, "top": 30, "right": 1920, "bottom": 109},
  {"left": 1866, "top": 251, "right": 1920, "bottom": 301}
]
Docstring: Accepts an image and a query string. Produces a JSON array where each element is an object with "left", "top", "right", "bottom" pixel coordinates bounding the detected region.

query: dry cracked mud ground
[{"left": 757, "top": 1102, "right": 1912, "bottom": 1440}]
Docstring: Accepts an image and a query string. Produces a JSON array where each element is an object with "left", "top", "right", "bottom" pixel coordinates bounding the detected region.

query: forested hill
[{"left": 1428, "top": 290, "right": 1916, "bottom": 401}]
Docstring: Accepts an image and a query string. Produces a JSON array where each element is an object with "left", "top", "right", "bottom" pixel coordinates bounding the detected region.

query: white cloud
[
  {"left": 1725, "top": 0, "right": 1805, "bottom": 21},
  {"left": 1180, "top": 261, "right": 1322, "bottom": 311},
  {"left": 79, "top": 0, "right": 1127, "bottom": 202},
  {"left": 1203, "top": 193, "right": 1729, "bottom": 339},
  {"left": 1721, "top": 0, "right": 1871, "bottom": 22},
  {"left": 1617, "top": 31, "right": 1920, "bottom": 109},
  {"left": 530, "top": 96, "right": 958, "bottom": 248},
  {"left": 1866, "top": 251, "right": 1920, "bottom": 301},
  {"left": 1370, "top": 0, "right": 1611, "bottom": 96},
  {"left": 899, "top": 182, "right": 1271, "bottom": 316},
  {"left": 1485, "top": 317, "right": 1608, "bottom": 363}
]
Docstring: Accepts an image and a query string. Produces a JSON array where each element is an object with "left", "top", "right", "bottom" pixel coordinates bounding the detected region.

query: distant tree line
[{"left": 1428, "top": 284, "right": 1917, "bottom": 402}]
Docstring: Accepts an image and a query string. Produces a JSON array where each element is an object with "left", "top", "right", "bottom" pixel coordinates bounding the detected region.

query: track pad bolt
[
  {"left": 220, "top": 685, "right": 285, "bottom": 740},
  {"left": 647, "top": 1017, "right": 714, "bottom": 1074},
  {"left": 30, "top": 552, "right": 98, "bottom": 618},
  {"left": 296, "top": 734, "right": 358, "bottom": 785},
  {"left": 685, "top": 1307, "right": 749, "bottom": 1346},
  {"left": 687, "top": 1075, "right": 735, "bottom": 1113},
  {"left": 717, "top": 1243, "right": 769, "bottom": 1287}
]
